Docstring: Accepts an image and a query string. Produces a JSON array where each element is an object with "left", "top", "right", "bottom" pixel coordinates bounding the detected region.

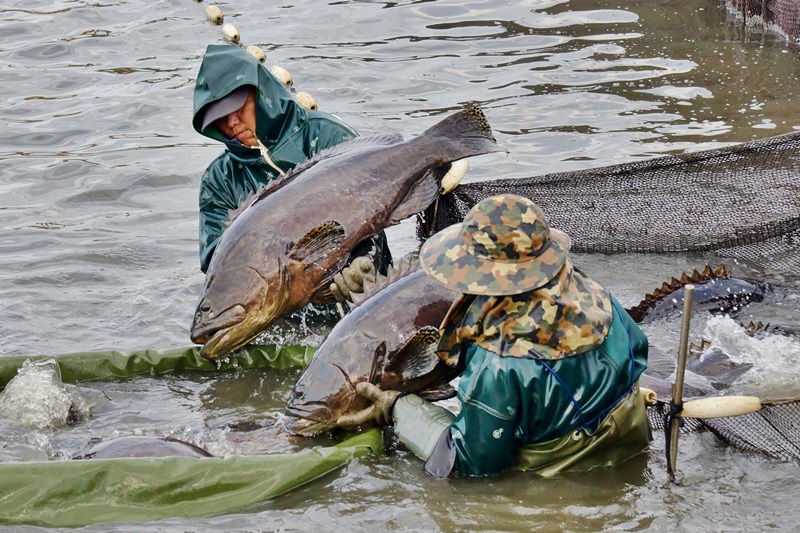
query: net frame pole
[{"left": 667, "top": 284, "right": 695, "bottom": 483}]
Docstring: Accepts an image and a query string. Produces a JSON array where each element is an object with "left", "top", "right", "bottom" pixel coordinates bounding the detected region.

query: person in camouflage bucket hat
[
  {"left": 339, "top": 194, "right": 651, "bottom": 479},
  {"left": 417, "top": 194, "right": 614, "bottom": 361}
]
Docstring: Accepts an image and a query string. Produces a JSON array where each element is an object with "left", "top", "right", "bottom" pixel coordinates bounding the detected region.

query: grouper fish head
[
  {"left": 283, "top": 329, "right": 384, "bottom": 436},
  {"left": 190, "top": 230, "right": 291, "bottom": 360},
  {"left": 191, "top": 217, "right": 348, "bottom": 360}
]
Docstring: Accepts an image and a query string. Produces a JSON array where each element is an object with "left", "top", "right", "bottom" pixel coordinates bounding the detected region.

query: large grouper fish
[
  {"left": 191, "top": 106, "right": 502, "bottom": 359},
  {"left": 283, "top": 255, "right": 461, "bottom": 435},
  {"left": 284, "top": 258, "right": 774, "bottom": 435}
]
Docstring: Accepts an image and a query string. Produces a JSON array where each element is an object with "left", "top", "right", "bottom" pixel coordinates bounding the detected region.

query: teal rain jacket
[
  {"left": 447, "top": 297, "right": 649, "bottom": 476},
  {"left": 192, "top": 44, "right": 391, "bottom": 274}
]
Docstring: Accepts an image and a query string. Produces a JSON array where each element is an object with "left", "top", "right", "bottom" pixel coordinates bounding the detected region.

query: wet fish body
[
  {"left": 627, "top": 265, "right": 772, "bottom": 324},
  {"left": 283, "top": 257, "right": 461, "bottom": 435},
  {"left": 191, "top": 107, "right": 501, "bottom": 359},
  {"left": 73, "top": 436, "right": 213, "bottom": 459},
  {"left": 285, "top": 262, "right": 775, "bottom": 433}
]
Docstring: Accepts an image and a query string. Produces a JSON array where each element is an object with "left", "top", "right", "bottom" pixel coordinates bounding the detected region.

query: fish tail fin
[{"left": 420, "top": 105, "right": 504, "bottom": 159}]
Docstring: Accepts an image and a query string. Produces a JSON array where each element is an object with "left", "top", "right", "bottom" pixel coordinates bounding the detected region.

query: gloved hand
[
  {"left": 330, "top": 256, "right": 376, "bottom": 303},
  {"left": 336, "top": 382, "right": 402, "bottom": 429}
]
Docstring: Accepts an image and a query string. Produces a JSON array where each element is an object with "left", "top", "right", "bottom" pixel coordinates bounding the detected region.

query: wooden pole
[{"left": 668, "top": 284, "right": 694, "bottom": 483}]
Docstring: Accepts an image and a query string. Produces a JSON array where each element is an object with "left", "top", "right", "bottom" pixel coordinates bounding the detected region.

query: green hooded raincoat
[
  {"left": 391, "top": 297, "right": 651, "bottom": 477},
  {"left": 192, "top": 44, "right": 390, "bottom": 274}
]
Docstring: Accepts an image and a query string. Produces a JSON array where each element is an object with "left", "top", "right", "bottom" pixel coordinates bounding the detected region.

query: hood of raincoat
[
  {"left": 192, "top": 44, "right": 337, "bottom": 159},
  {"left": 192, "top": 44, "right": 359, "bottom": 273}
]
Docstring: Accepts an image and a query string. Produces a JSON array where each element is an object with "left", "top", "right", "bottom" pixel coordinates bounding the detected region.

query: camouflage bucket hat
[{"left": 420, "top": 194, "right": 571, "bottom": 296}]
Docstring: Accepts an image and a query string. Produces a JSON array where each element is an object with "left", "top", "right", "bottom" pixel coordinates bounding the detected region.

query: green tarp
[
  {"left": 0, "top": 345, "right": 383, "bottom": 527},
  {"left": 0, "top": 344, "right": 316, "bottom": 388}
]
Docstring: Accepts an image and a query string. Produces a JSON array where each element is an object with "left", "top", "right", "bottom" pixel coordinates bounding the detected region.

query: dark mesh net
[
  {"left": 648, "top": 400, "right": 800, "bottom": 460},
  {"left": 419, "top": 131, "right": 800, "bottom": 277},
  {"left": 725, "top": 0, "right": 800, "bottom": 40},
  {"left": 418, "top": 132, "right": 800, "bottom": 460}
]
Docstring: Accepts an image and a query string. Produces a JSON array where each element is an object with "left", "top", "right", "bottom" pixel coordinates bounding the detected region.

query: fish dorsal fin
[
  {"left": 289, "top": 220, "right": 345, "bottom": 266},
  {"left": 385, "top": 326, "right": 441, "bottom": 378},
  {"left": 388, "top": 166, "right": 449, "bottom": 225},
  {"left": 626, "top": 263, "right": 731, "bottom": 323},
  {"left": 224, "top": 184, "right": 272, "bottom": 228},
  {"left": 349, "top": 253, "right": 421, "bottom": 307},
  {"left": 278, "top": 132, "right": 404, "bottom": 185},
  {"left": 740, "top": 320, "right": 771, "bottom": 336},
  {"left": 689, "top": 338, "right": 712, "bottom": 358},
  {"left": 418, "top": 382, "right": 457, "bottom": 402}
]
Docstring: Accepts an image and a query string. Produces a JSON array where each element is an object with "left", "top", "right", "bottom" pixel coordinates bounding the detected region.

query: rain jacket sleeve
[
  {"left": 449, "top": 345, "right": 523, "bottom": 476},
  {"left": 198, "top": 156, "right": 267, "bottom": 274}
]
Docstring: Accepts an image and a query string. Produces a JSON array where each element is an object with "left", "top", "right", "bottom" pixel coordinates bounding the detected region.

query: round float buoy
[
  {"left": 222, "top": 23, "right": 240, "bottom": 43},
  {"left": 246, "top": 45, "right": 266, "bottom": 63},
  {"left": 270, "top": 65, "right": 293, "bottom": 86},
  {"left": 205, "top": 5, "right": 223, "bottom": 24},
  {"left": 296, "top": 91, "right": 317, "bottom": 111}
]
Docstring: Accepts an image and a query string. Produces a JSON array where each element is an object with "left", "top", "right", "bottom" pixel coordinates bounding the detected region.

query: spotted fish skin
[{"left": 627, "top": 264, "right": 771, "bottom": 323}]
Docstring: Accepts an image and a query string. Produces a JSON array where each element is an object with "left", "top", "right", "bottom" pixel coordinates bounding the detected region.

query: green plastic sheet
[
  {"left": 0, "top": 345, "right": 383, "bottom": 527},
  {"left": 0, "top": 430, "right": 382, "bottom": 527},
  {"left": 0, "top": 344, "right": 315, "bottom": 388}
]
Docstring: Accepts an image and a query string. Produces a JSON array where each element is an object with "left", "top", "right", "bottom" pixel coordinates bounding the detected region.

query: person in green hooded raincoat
[
  {"left": 192, "top": 44, "right": 391, "bottom": 298},
  {"left": 338, "top": 194, "right": 651, "bottom": 477}
]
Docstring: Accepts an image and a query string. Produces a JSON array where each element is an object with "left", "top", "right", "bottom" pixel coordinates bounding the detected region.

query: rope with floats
[{"left": 197, "top": 2, "right": 319, "bottom": 111}]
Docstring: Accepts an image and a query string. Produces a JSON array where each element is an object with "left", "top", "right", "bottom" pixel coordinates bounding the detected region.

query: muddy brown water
[{"left": 1, "top": 0, "right": 800, "bottom": 530}]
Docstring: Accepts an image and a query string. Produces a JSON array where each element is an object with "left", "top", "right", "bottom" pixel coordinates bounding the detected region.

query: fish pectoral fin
[
  {"left": 310, "top": 284, "right": 337, "bottom": 305},
  {"left": 388, "top": 166, "right": 445, "bottom": 225},
  {"left": 418, "top": 383, "right": 457, "bottom": 402},
  {"left": 309, "top": 254, "right": 350, "bottom": 304},
  {"left": 385, "top": 326, "right": 441, "bottom": 378},
  {"left": 290, "top": 220, "right": 346, "bottom": 266}
]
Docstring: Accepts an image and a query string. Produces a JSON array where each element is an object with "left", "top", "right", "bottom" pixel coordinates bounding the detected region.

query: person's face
[{"left": 215, "top": 89, "right": 258, "bottom": 147}]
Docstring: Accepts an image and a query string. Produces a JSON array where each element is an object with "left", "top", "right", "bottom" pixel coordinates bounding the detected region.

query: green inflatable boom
[{"left": 0, "top": 345, "right": 383, "bottom": 527}]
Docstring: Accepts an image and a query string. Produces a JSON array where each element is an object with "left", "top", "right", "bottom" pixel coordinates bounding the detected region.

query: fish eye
[
  {"left": 201, "top": 304, "right": 211, "bottom": 312},
  {"left": 293, "top": 384, "right": 305, "bottom": 397},
  {"left": 375, "top": 342, "right": 386, "bottom": 361}
]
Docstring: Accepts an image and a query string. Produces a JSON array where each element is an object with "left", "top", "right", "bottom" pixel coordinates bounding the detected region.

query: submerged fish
[
  {"left": 627, "top": 264, "right": 771, "bottom": 323},
  {"left": 73, "top": 435, "right": 213, "bottom": 459},
  {"left": 284, "top": 261, "right": 773, "bottom": 434},
  {"left": 191, "top": 107, "right": 502, "bottom": 360},
  {"left": 283, "top": 256, "right": 461, "bottom": 436}
]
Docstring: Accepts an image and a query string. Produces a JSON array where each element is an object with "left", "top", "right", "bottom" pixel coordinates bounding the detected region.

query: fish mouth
[
  {"left": 283, "top": 404, "right": 336, "bottom": 436},
  {"left": 190, "top": 305, "right": 248, "bottom": 359},
  {"left": 282, "top": 414, "right": 337, "bottom": 436}
]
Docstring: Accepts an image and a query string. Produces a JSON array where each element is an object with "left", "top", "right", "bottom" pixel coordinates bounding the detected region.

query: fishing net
[
  {"left": 418, "top": 131, "right": 800, "bottom": 278},
  {"left": 418, "top": 131, "right": 800, "bottom": 460},
  {"left": 647, "top": 399, "right": 800, "bottom": 461},
  {"left": 725, "top": 0, "right": 800, "bottom": 40}
]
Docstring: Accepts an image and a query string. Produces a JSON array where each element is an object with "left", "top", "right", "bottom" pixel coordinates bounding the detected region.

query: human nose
[{"left": 225, "top": 111, "right": 241, "bottom": 129}]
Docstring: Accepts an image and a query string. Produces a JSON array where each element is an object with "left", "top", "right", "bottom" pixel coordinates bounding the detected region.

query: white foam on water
[
  {"left": 0, "top": 359, "right": 91, "bottom": 429},
  {"left": 700, "top": 316, "right": 800, "bottom": 397}
]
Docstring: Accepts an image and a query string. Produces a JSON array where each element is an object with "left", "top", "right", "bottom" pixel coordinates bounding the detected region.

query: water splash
[
  {"left": 700, "top": 316, "right": 800, "bottom": 397},
  {"left": 0, "top": 358, "right": 91, "bottom": 429}
]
